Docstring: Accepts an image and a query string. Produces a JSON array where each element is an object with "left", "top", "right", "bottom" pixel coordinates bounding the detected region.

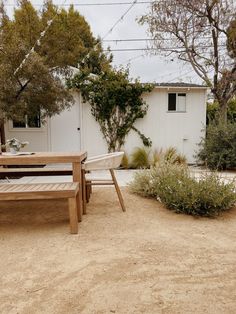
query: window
[
  {"left": 12, "top": 112, "right": 41, "bottom": 129},
  {"left": 168, "top": 93, "right": 186, "bottom": 112}
]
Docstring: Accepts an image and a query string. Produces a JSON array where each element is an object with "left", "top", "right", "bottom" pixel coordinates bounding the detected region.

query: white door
[{"left": 50, "top": 103, "right": 81, "bottom": 152}]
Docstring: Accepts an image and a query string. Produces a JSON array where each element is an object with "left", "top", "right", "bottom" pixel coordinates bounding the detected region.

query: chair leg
[
  {"left": 86, "top": 180, "right": 92, "bottom": 203},
  {"left": 76, "top": 192, "right": 82, "bottom": 222},
  {"left": 68, "top": 198, "right": 78, "bottom": 234},
  {"left": 82, "top": 169, "right": 87, "bottom": 215},
  {"left": 109, "top": 169, "right": 126, "bottom": 212}
]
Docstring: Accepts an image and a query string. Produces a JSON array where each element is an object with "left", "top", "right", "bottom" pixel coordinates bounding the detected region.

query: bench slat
[
  {"left": 0, "top": 167, "right": 72, "bottom": 173},
  {"left": 0, "top": 167, "right": 73, "bottom": 178},
  {"left": 0, "top": 182, "right": 79, "bottom": 200}
]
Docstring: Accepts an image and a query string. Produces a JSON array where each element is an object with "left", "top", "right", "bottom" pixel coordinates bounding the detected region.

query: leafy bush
[
  {"left": 129, "top": 162, "right": 236, "bottom": 217},
  {"left": 128, "top": 168, "right": 157, "bottom": 197},
  {"left": 207, "top": 98, "right": 236, "bottom": 124},
  {"left": 130, "top": 147, "right": 150, "bottom": 169},
  {"left": 197, "top": 122, "right": 236, "bottom": 170}
]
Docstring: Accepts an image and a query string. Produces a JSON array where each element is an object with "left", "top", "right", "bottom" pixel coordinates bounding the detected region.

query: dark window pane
[
  {"left": 178, "top": 93, "right": 186, "bottom": 97},
  {"left": 12, "top": 119, "right": 26, "bottom": 128},
  {"left": 28, "top": 112, "right": 41, "bottom": 128},
  {"left": 168, "top": 93, "right": 176, "bottom": 111}
]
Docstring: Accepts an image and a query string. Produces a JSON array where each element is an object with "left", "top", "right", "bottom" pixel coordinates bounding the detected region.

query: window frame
[
  {"left": 167, "top": 92, "right": 187, "bottom": 113},
  {"left": 9, "top": 113, "right": 44, "bottom": 132}
]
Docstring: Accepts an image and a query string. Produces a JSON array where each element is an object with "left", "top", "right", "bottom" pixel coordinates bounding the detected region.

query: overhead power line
[
  {"left": 104, "top": 45, "right": 227, "bottom": 52},
  {"left": 13, "top": 0, "right": 68, "bottom": 75},
  {"left": 103, "top": 36, "right": 226, "bottom": 42},
  {"left": 101, "top": 0, "right": 138, "bottom": 40},
  {"left": 12, "top": 0, "right": 139, "bottom": 74},
  {"left": 167, "top": 69, "right": 196, "bottom": 83},
  {"left": 4, "top": 1, "right": 152, "bottom": 7},
  {"left": 80, "top": 0, "right": 138, "bottom": 64}
]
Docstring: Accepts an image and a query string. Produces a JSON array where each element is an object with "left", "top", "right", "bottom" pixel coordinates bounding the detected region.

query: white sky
[{"left": 4, "top": 0, "right": 201, "bottom": 83}]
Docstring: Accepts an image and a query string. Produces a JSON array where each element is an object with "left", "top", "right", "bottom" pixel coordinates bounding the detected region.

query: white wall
[
  {"left": 49, "top": 92, "right": 81, "bottom": 152},
  {"left": 4, "top": 87, "right": 206, "bottom": 163},
  {"left": 4, "top": 91, "right": 80, "bottom": 153},
  {"left": 81, "top": 87, "right": 207, "bottom": 163},
  {"left": 4, "top": 120, "right": 49, "bottom": 152}
]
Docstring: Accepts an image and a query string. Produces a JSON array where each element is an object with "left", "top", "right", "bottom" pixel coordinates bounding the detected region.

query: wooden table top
[{"left": 0, "top": 151, "right": 87, "bottom": 165}]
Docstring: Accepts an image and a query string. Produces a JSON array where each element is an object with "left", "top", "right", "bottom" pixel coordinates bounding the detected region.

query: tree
[
  {"left": 69, "top": 68, "right": 154, "bottom": 152},
  {"left": 207, "top": 97, "right": 236, "bottom": 124},
  {"left": 0, "top": 0, "right": 110, "bottom": 143},
  {"left": 139, "top": 0, "right": 236, "bottom": 122},
  {"left": 227, "top": 18, "right": 236, "bottom": 59}
]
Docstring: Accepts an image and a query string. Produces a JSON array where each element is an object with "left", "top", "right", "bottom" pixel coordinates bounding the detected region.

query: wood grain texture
[
  {"left": 0, "top": 152, "right": 87, "bottom": 165},
  {"left": 0, "top": 182, "right": 80, "bottom": 234}
]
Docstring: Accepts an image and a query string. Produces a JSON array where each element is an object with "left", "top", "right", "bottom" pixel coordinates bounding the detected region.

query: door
[{"left": 50, "top": 103, "right": 80, "bottom": 152}]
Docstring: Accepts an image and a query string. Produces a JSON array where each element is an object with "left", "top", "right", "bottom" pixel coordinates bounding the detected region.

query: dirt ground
[{"left": 0, "top": 187, "right": 236, "bottom": 314}]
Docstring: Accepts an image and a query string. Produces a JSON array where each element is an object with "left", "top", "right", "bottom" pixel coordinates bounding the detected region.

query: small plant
[
  {"left": 164, "top": 147, "right": 187, "bottom": 165},
  {"left": 151, "top": 149, "right": 163, "bottom": 166},
  {"left": 129, "top": 161, "right": 236, "bottom": 217},
  {"left": 121, "top": 152, "right": 129, "bottom": 169},
  {"left": 151, "top": 147, "right": 187, "bottom": 167},
  {"left": 126, "top": 146, "right": 187, "bottom": 169},
  {"left": 130, "top": 147, "right": 151, "bottom": 169},
  {"left": 6, "top": 138, "right": 29, "bottom": 153}
]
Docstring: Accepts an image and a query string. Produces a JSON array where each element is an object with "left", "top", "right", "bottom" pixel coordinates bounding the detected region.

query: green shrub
[
  {"left": 130, "top": 147, "right": 150, "bottom": 169},
  {"left": 128, "top": 168, "right": 157, "bottom": 197},
  {"left": 129, "top": 162, "right": 236, "bottom": 217},
  {"left": 207, "top": 98, "right": 236, "bottom": 124},
  {"left": 197, "top": 122, "right": 236, "bottom": 170}
]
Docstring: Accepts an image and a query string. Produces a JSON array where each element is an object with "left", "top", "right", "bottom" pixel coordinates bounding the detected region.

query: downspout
[{"left": 78, "top": 91, "right": 84, "bottom": 151}]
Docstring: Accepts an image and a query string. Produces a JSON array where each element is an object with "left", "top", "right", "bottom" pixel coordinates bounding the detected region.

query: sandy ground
[{"left": 0, "top": 188, "right": 236, "bottom": 314}]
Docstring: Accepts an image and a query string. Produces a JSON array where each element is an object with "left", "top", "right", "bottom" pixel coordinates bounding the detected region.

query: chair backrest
[{"left": 83, "top": 152, "right": 124, "bottom": 171}]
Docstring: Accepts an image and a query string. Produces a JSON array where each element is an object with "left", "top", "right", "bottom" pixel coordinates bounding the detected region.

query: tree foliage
[
  {"left": 69, "top": 68, "right": 153, "bottom": 152},
  {"left": 207, "top": 97, "right": 236, "bottom": 124},
  {"left": 0, "top": 0, "right": 109, "bottom": 124},
  {"left": 139, "top": 0, "right": 236, "bottom": 122},
  {"left": 197, "top": 122, "right": 236, "bottom": 170},
  {"left": 227, "top": 18, "right": 236, "bottom": 59}
]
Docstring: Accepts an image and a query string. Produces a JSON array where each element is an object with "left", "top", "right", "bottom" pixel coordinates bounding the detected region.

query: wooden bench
[
  {"left": 0, "top": 167, "right": 73, "bottom": 179},
  {"left": 0, "top": 182, "right": 80, "bottom": 234}
]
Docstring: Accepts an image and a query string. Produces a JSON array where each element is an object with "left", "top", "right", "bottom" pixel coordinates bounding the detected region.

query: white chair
[{"left": 82, "top": 152, "right": 126, "bottom": 214}]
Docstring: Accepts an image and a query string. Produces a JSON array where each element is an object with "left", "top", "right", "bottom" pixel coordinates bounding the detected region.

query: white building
[{"left": 4, "top": 83, "right": 207, "bottom": 163}]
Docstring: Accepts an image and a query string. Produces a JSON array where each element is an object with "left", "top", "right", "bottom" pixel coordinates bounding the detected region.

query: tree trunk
[
  {"left": 218, "top": 99, "right": 228, "bottom": 124},
  {"left": 107, "top": 138, "right": 123, "bottom": 153},
  {"left": 0, "top": 119, "right": 6, "bottom": 152}
]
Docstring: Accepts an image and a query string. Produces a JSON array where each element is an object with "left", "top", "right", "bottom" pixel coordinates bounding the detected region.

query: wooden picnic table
[{"left": 0, "top": 151, "right": 87, "bottom": 220}]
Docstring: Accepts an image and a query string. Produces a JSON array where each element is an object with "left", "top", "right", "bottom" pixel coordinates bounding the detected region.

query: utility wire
[
  {"left": 4, "top": 1, "right": 151, "bottom": 7},
  {"left": 12, "top": 0, "right": 140, "bottom": 74},
  {"left": 13, "top": 0, "right": 68, "bottom": 75},
  {"left": 166, "top": 69, "right": 197, "bottom": 83},
  {"left": 104, "top": 45, "right": 227, "bottom": 52},
  {"left": 103, "top": 36, "right": 226, "bottom": 42},
  {"left": 80, "top": 0, "right": 139, "bottom": 63},
  {"left": 101, "top": 0, "right": 138, "bottom": 41}
]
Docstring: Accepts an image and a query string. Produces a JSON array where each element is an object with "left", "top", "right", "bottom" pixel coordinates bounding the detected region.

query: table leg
[
  {"left": 72, "top": 162, "right": 83, "bottom": 222},
  {"left": 81, "top": 169, "right": 87, "bottom": 215}
]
